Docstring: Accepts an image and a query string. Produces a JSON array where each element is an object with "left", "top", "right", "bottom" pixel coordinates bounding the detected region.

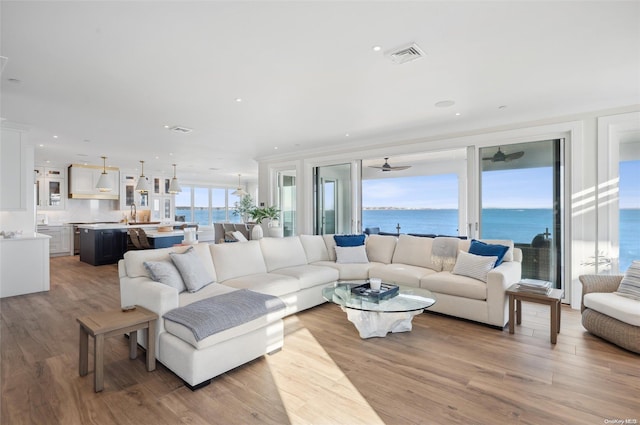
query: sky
[{"left": 362, "top": 160, "right": 639, "bottom": 209}]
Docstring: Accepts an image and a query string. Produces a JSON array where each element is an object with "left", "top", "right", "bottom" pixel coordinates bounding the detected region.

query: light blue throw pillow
[
  {"left": 169, "top": 247, "right": 215, "bottom": 293},
  {"left": 144, "top": 260, "right": 187, "bottom": 293}
]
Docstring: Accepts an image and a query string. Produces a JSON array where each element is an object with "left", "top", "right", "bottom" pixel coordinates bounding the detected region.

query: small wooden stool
[
  {"left": 77, "top": 306, "right": 158, "bottom": 392},
  {"left": 506, "top": 284, "right": 564, "bottom": 344}
]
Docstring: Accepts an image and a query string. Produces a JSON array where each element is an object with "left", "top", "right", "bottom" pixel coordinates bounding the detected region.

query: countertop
[{"left": 0, "top": 233, "right": 51, "bottom": 241}]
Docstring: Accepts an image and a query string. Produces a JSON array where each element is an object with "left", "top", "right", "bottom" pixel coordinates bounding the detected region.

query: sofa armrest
[
  {"left": 486, "top": 260, "right": 522, "bottom": 326},
  {"left": 578, "top": 274, "right": 623, "bottom": 312}
]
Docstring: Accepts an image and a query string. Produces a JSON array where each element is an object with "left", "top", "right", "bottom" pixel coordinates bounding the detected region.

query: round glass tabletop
[{"left": 322, "top": 281, "right": 436, "bottom": 313}]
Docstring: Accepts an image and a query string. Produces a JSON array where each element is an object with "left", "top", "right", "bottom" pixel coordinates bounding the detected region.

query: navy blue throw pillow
[
  {"left": 334, "top": 234, "right": 366, "bottom": 247},
  {"left": 468, "top": 239, "right": 509, "bottom": 266}
]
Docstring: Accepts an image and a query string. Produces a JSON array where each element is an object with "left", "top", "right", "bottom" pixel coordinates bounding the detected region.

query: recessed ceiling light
[
  {"left": 455, "top": 112, "right": 461, "bottom": 116},
  {"left": 274, "top": 146, "right": 278, "bottom": 150},
  {"left": 155, "top": 156, "right": 160, "bottom": 160},
  {"left": 345, "top": 133, "right": 350, "bottom": 137},
  {"left": 46, "top": 160, "right": 50, "bottom": 163},
  {"left": 169, "top": 152, "right": 173, "bottom": 156},
  {"left": 435, "top": 100, "right": 455, "bottom": 108},
  {"left": 163, "top": 125, "right": 170, "bottom": 129},
  {"left": 53, "top": 135, "right": 58, "bottom": 139},
  {"left": 235, "top": 98, "right": 242, "bottom": 102},
  {"left": 39, "top": 144, "right": 44, "bottom": 147},
  {"left": 372, "top": 45, "right": 382, "bottom": 52}
]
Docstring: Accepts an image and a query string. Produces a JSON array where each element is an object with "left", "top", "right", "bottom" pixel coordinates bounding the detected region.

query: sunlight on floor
[{"left": 265, "top": 316, "right": 385, "bottom": 425}]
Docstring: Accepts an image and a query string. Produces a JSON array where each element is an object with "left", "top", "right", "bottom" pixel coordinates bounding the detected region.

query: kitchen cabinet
[
  {"left": 150, "top": 176, "right": 174, "bottom": 221},
  {"left": 38, "top": 225, "right": 72, "bottom": 256},
  {"left": 1, "top": 234, "right": 50, "bottom": 298},
  {"left": 79, "top": 228, "right": 127, "bottom": 266},
  {"left": 120, "top": 173, "right": 150, "bottom": 211},
  {"left": 0, "top": 128, "right": 27, "bottom": 211},
  {"left": 68, "top": 164, "right": 119, "bottom": 200},
  {"left": 35, "top": 166, "right": 66, "bottom": 210}
]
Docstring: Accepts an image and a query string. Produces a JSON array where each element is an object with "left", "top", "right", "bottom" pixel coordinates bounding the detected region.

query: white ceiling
[{"left": 1, "top": 1, "right": 639, "bottom": 185}]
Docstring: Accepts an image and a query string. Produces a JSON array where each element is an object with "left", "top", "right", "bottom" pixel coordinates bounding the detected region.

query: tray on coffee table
[{"left": 351, "top": 282, "right": 399, "bottom": 302}]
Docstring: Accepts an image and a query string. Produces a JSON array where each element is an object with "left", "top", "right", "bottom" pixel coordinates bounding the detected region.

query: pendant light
[
  {"left": 232, "top": 174, "right": 248, "bottom": 197},
  {"left": 95, "top": 156, "right": 112, "bottom": 192},
  {"left": 168, "top": 163, "right": 181, "bottom": 193},
  {"left": 135, "top": 160, "right": 150, "bottom": 192}
]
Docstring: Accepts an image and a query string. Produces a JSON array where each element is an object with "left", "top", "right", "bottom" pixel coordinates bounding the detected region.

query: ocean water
[
  {"left": 178, "top": 207, "right": 639, "bottom": 271},
  {"left": 363, "top": 208, "right": 639, "bottom": 271}
]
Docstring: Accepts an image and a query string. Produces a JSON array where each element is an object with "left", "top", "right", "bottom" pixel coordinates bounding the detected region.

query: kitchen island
[{"left": 77, "top": 223, "right": 199, "bottom": 265}]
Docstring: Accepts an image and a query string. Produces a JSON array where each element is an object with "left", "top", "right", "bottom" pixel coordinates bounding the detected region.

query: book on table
[{"left": 516, "top": 279, "right": 552, "bottom": 294}]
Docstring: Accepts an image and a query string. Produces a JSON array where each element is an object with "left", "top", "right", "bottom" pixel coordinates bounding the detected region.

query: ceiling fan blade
[
  {"left": 388, "top": 166, "right": 411, "bottom": 170},
  {"left": 505, "top": 151, "right": 524, "bottom": 161},
  {"left": 369, "top": 158, "right": 411, "bottom": 171}
]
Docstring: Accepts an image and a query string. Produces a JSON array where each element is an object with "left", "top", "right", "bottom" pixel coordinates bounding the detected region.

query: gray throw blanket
[
  {"left": 431, "top": 237, "right": 460, "bottom": 271},
  {"left": 163, "top": 289, "right": 286, "bottom": 341}
]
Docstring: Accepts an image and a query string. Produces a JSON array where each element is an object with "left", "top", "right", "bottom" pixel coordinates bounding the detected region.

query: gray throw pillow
[
  {"left": 169, "top": 247, "right": 215, "bottom": 292},
  {"left": 144, "top": 260, "right": 187, "bottom": 293}
]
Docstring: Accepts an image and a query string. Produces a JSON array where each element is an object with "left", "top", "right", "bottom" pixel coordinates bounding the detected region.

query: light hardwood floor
[{"left": 1, "top": 255, "right": 638, "bottom": 425}]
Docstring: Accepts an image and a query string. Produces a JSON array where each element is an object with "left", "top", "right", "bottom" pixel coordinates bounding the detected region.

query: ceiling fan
[
  {"left": 369, "top": 157, "right": 411, "bottom": 172},
  {"left": 482, "top": 147, "right": 524, "bottom": 162}
]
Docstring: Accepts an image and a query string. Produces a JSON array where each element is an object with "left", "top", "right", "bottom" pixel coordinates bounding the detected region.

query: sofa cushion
[
  {"left": 144, "top": 260, "right": 186, "bottom": 293},
  {"left": 178, "top": 282, "right": 238, "bottom": 307},
  {"left": 335, "top": 245, "right": 369, "bottom": 264},
  {"left": 124, "top": 243, "right": 216, "bottom": 281},
  {"left": 420, "top": 271, "right": 488, "bottom": 300},
  {"left": 270, "top": 264, "right": 339, "bottom": 289},
  {"left": 365, "top": 234, "right": 397, "bottom": 264},
  {"left": 369, "top": 263, "right": 437, "bottom": 287},
  {"left": 469, "top": 239, "right": 510, "bottom": 266},
  {"left": 259, "top": 237, "right": 308, "bottom": 272},
  {"left": 392, "top": 234, "right": 439, "bottom": 270},
  {"left": 452, "top": 250, "right": 497, "bottom": 283},
  {"left": 210, "top": 241, "right": 267, "bottom": 282},
  {"left": 170, "top": 247, "right": 216, "bottom": 293},
  {"left": 584, "top": 292, "right": 640, "bottom": 326},
  {"left": 313, "top": 260, "right": 378, "bottom": 281},
  {"left": 300, "top": 234, "right": 330, "bottom": 262},
  {"left": 222, "top": 273, "right": 299, "bottom": 297},
  {"left": 616, "top": 261, "right": 640, "bottom": 300},
  {"left": 334, "top": 234, "right": 365, "bottom": 247}
]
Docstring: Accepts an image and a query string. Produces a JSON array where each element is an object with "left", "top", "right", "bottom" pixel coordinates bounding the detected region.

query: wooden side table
[
  {"left": 506, "top": 284, "right": 564, "bottom": 344},
  {"left": 77, "top": 306, "right": 158, "bottom": 392}
]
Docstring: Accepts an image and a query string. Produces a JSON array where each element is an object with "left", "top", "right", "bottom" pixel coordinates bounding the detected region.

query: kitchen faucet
[{"left": 130, "top": 203, "right": 136, "bottom": 224}]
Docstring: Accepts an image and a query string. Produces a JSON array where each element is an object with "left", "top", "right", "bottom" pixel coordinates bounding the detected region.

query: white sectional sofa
[{"left": 119, "top": 233, "right": 521, "bottom": 388}]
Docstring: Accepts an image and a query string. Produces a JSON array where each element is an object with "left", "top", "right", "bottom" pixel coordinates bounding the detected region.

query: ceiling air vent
[
  {"left": 169, "top": 125, "right": 193, "bottom": 134},
  {"left": 386, "top": 43, "right": 425, "bottom": 64}
]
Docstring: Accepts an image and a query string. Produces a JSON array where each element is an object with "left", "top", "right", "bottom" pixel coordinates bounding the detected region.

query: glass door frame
[{"left": 472, "top": 136, "right": 572, "bottom": 300}]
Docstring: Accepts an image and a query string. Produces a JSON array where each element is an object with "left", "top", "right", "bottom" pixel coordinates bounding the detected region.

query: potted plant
[
  {"left": 232, "top": 194, "right": 255, "bottom": 223},
  {"left": 249, "top": 205, "right": 282, "bottom": 238}
]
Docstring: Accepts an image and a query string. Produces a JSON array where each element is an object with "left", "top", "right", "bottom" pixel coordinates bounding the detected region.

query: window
[
  {"left": 480, "top": 140, "right": 565, "bottom": 287},
  {"left": 362, "top": 174, "right": 459, "bottom": 235},
  {"left": 619, "top": 157, "right": 640, "bottom": 272},
  {"left": 175, "top": 186, "right": 238, "bottom": 225}
]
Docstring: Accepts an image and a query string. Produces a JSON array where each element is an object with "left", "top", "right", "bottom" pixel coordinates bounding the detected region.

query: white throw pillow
[
  {"left": 144, "top": 260, "right": 186, "bottom": 292},
  {"left": 616, "top": 260, "right": 640, "bottom": 300},
  {"left": 231, "top": 231, "right": 248, "bottom": 242},
  {"left": 169, "top": 247, "right": 215, "bottom": 292},
  {"left": 335, "top": 245, "right": 369, "bottom": 264},
  {"left": 452, "top": 250, "right": 497, "bottom": 283}
]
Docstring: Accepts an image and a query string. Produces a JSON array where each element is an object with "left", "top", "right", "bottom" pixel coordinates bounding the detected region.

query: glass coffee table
[{"left": 322, "top": 281, "right": 436, "bottom": 339}]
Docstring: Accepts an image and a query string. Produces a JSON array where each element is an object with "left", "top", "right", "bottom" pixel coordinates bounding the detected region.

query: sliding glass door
[
  {"left": 314, "top": 163, "right": 353, "bottom": 235},
  {"left": 480, "top": 139, "right": 565, "bottom": 288}
]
